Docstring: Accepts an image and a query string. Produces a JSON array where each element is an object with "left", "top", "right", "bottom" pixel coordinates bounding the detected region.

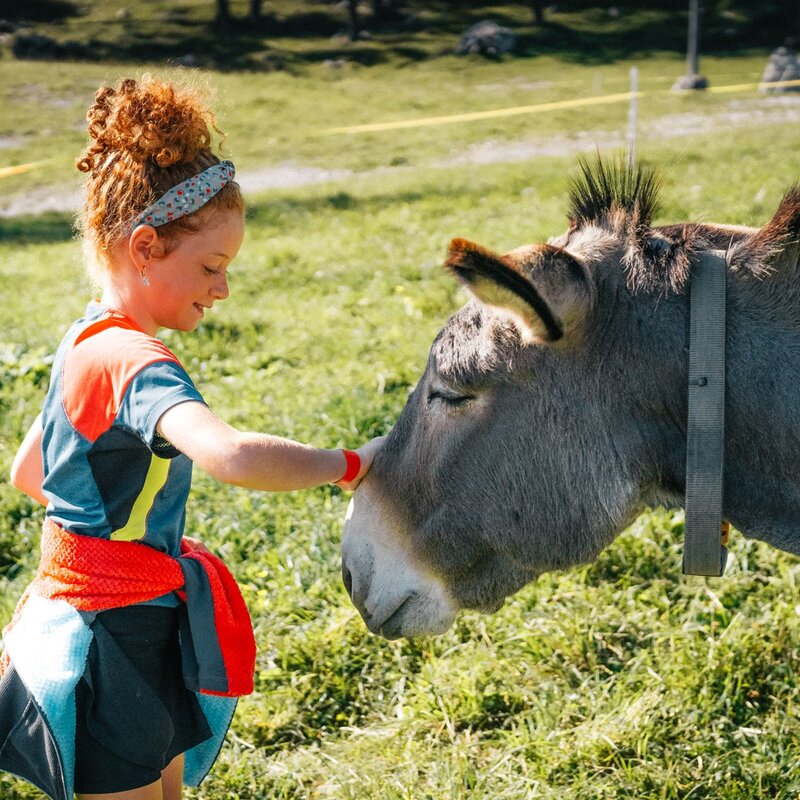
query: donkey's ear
[{"left": 445, "top": 238, "right": 594, "bottom": 343}]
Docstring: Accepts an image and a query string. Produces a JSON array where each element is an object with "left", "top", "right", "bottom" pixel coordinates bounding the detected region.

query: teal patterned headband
[{"left": 130, "top": 160, "right": 236, "bottom": 232}]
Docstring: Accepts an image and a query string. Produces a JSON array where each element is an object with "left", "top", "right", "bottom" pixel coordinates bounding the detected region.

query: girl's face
[{"left": 148, "top": 208, "right": 245, "bottom": 332}]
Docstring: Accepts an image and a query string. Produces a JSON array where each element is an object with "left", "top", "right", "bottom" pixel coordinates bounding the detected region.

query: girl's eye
[{"left": 203, "top": 266, "right": 219, "bottom": 276}]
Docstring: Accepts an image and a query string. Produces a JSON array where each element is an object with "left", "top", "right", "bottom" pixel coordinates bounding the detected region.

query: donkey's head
[{"left": 342, "top": 156, "right": 798, "bottom": 639}]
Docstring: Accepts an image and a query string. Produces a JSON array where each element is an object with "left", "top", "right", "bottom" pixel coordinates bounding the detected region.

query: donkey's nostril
[
  {"left": 340, "top": 546, "right": 373, "bottom": 618},
  {"left": 342, "top": 564, "right": 353, "bottom": 598}
]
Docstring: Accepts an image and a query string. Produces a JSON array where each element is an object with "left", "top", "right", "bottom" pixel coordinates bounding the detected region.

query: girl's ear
[{"left": 128, "top": 225, "right": 162, "bottom": 267}]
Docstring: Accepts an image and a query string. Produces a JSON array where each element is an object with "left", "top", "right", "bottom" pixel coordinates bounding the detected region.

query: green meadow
[{"left": 3, "top": 10, "right": 800, "bottom": 797}]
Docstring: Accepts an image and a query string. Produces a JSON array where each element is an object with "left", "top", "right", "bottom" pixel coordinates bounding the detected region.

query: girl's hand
[
  {"left": 182, "top": 535, "right": 213, "bottom": 555},
  {"left": 336, "top": 436, "right": 386, "bottom": 492}
]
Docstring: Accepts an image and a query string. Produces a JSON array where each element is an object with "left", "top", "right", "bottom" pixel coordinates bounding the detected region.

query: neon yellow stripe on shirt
[{"left": 111, "top": 454, "right": 171, "bottom": 541}]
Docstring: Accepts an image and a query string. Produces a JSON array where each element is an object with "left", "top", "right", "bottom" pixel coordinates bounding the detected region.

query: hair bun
[
  {"left": 76, "top": 74, "right": 243, "bottom": 279},
  {"left": 77, "top": 76, "right": 217, "bottom": 173}
]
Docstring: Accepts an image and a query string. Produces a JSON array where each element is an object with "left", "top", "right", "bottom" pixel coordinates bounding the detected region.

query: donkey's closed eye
[{"left": 428, "top": 390, "right": 474, "bottom": 406}]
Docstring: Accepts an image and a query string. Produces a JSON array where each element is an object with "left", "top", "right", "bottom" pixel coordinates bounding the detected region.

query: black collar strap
[{"left": 683, "top": 250, "right": 729, "bottom": 577}]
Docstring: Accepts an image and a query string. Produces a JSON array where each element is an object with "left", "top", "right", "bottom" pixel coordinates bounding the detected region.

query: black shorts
[{"left": 73, "top": 605, "right": 212, "bottom": 795}]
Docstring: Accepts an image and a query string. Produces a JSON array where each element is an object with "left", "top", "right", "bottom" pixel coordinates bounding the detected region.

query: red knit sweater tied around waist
[{"left": 1, "top": 519, "right": 255, "bottom": 697}]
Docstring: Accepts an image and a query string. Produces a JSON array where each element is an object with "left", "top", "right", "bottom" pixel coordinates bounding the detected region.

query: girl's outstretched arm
[
  {"left": 10, "top": 414, "right": 47, "bottom": 506},
  {"left": 157, "top": 401, "right": 383, "bottom": 492}
]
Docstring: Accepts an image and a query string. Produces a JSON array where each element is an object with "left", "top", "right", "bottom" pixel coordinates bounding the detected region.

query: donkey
[{"left": 341, "top": 156, "right": 800, "bottom": 639}]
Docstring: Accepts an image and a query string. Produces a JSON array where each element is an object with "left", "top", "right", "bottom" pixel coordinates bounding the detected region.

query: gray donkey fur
[{"left": 341, "top": 156, "right": 800, "bottom": 637}]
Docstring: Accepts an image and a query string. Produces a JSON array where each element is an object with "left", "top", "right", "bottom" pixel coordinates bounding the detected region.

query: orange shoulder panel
[{"left": 62, "top": 320, "right": 180, "bottom": 442}]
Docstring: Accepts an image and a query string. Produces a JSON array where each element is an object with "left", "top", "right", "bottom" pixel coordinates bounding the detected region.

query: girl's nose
[{"left": 211, "top": 275, "right": 229, "bottom": 300}]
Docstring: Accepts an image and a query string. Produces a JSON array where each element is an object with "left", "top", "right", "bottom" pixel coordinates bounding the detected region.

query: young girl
[{"left": 1, "top": 76, "right": 383, "bottom": 800}]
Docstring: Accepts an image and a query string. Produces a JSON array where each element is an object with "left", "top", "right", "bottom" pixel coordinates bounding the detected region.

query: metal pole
[
  {"left": 672, "top": 0, "right": 707, "bottom": 90},
  {"left": 627, "top": 66, "right": 638, "bottom": 170},
  {"left": 687, "top": 0, "right": 700, "bottom": 77}
]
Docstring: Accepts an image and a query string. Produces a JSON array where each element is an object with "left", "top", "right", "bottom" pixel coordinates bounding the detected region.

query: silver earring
[{"left": 141, "top": 268, "right": 150, "bottom": 287}]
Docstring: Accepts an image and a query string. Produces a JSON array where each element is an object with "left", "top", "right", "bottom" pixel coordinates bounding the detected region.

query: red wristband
[{"left": 336, "top": 449, "right": 361, "bottom": 485}]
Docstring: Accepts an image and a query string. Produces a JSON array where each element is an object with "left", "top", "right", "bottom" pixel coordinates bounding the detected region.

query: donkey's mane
[
  {"left": 567, "top": 156, "right": 800, "bottom": 295},
  {"left": 567, "top": 156, "right": 660, "bottom": 230}
]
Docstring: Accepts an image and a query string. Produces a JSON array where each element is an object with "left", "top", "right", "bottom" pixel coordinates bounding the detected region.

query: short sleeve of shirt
[{"left": 118, "top": 360, "right": 205, "bottom": 450}]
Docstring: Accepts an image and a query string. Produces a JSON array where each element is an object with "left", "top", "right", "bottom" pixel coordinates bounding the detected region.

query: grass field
[{"left": 3, "top": 14, "right": 800, "bottom": 799}]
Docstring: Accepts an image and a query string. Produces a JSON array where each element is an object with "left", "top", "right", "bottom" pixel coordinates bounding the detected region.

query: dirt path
[
  {"left": 436, "top": 95, "right": 800, "bottom": 165},
  {"left": 1, "top": 95, "right": 798, "bottom": 219}
]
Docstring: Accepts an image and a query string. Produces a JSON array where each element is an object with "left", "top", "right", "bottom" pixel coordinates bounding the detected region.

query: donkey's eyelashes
[{"left": 427, "top": 390, "right": 474, "bottom": 407}]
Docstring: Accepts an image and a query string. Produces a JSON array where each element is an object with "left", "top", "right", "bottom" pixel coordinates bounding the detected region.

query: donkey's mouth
[{"left": 378, "top": 596, "right": 414, "bottom": 640}]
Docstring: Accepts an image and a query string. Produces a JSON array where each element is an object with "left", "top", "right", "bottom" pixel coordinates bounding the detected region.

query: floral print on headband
[{"left": 130, "top": 160, "right": 236, "bottom": 232}]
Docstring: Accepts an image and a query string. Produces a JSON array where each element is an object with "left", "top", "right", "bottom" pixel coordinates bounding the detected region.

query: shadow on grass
[
  {"left": 4, "top": 0, "right": 79, "bottom": 22},
  {"left": 245, "top": 188, "right": 438, "bottom": 228},
  {"left": 515, "top": 17, "right": 688, "bottom": 64},
  {"left": 0, "top": 212, "right": 75, "bottom": 245},
  {"left": 6, "top": 2, "right": 791, "bottom": 71}
]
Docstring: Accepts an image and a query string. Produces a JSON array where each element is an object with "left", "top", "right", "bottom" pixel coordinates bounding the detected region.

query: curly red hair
[{"left": 76, "top": 76, "right": 244, "bottom": 279}]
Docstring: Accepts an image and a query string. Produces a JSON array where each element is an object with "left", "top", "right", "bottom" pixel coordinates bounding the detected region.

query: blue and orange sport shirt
[{"left": 41, "top": 301, "right": 204, "bottom": 557}]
